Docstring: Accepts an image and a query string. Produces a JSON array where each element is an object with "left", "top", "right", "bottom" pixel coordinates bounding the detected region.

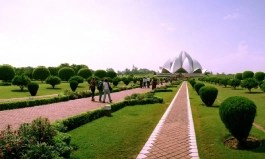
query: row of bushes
[
  {"left": 189, "top": 79, "right": 257, "bottom": 148},
  {"left": 0, "top": 85, "right": 140, "bottom": 111},
  {"left": 54, "top": 92, "right": 163, "bottom": 132},
  {"left": 0, "top": 117, "right": 72, "bottom": 159}
]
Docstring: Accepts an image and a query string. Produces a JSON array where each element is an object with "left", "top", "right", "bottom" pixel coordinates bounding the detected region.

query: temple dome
[{"left": 160, "top": 51, "right": 203, "bottom": 73}]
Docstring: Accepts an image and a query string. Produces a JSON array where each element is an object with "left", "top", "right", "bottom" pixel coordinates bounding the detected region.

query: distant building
[{"left": 160, "top": 51, "right": 207, "bottom": 74}]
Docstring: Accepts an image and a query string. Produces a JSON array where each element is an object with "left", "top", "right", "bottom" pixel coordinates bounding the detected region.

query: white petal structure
[{"left": 160, "top": 51, "right": 203, "bottom": 73}]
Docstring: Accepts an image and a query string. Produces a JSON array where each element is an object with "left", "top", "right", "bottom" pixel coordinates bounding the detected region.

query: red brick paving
[
  {"left": 137, "top": 82, "right": 199, "bottom": 159},
  {"left": 0, "top": 88, "right": 150, "bottom": 130}
]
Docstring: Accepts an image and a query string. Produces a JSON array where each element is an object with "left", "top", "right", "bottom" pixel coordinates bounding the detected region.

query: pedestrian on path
[
  {"left": 97, "top": 79, "right": 104, "bottom": 102},
  {"left": 103, "top": 78, "right": 112, "bottom": 103},
  {"left": 89, "top": 77, "right": 96, "bottom": 101}
]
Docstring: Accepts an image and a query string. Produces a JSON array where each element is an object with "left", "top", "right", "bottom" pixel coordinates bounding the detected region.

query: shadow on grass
[
  {"left": 11, "top": 89, "right": 28, "bottom": 92},
  {"left": 199, "top": 103, "right": 219, "bottom": 108},
  {"left": 245, "top": 92, "right": 264, "bottom": 94},
  {"left": 250, "top": 139, "right": 265, "bottom": 153},
  {"left": 46, "top": 87, "right": 62, "bottom": 90}
]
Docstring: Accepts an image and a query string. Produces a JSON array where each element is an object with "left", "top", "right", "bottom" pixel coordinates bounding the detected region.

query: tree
[
  {"left": 77, "top": 68, "right": 92, "bottom": 79},
  {"left": 12, "top": 75, "right": 31, "bottom": 91},
  {"left": 229, "top": 79, "right": 241, "bottom": 89},
  {"left": 106, "top": 70, "right": 117, "bottom": 79},
  {"left": 254, "top": 72, "right": 265, "bottom": 83},
  {"left": 48, "top": 67, "right": 59, "bottom": 76},
  {"left": 220, "top": 78, "right": 230, "bottom": 87},
  {"left": 45, "top": 76, "right": 61, "bottom": 88},
  {"left": 71, "top": 64, "right": 88, "bottom": 74},
  {"left": 0, "top": 64, "right": 16, "bottom": 82},
  {"left": 235, "top": 73, "right": 243, "bottom": 80},
  {"left": 242, "top": 71, "right": 254, "bottom": 80},
  {"left": 58, "top": 67, "right": 75, "bottom": 81},
  {"left": 241, "top": 78, "right": 259, "bottom": 92},
  {"left": 69, "top": 76, "right": 84, "bottom": 83},
  {"left": 94, "top": 70, "right": 107, "bottom": 79},
  {"left": 32, "top": 66, "right": 50, "bottom": 82}
]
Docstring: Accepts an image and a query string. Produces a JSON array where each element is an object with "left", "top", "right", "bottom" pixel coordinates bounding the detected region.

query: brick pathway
[
  {"left": 0, "top": 88, "right": 150, "bottom": 131},
  {"left": 137, "top": 82, "right": 199, "bottom": 159}
]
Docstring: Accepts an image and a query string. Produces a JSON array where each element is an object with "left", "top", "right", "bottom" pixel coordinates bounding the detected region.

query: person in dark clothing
[
  {"left": 97, "top": 79, "right": 104, "bottom": 102},
  {"left": 90, "top": 77, "right": 96, "bottom": 101}
]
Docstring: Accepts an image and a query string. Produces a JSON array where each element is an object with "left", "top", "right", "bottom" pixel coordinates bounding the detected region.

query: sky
[{"left": 0, "top": 0, "right": 265, "bottom": 74}]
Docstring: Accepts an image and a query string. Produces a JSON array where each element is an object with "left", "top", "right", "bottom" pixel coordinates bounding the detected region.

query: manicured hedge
[
  {"left": 0, "top": 85, "right": 140, "bottom": 111},
  {"left": 55, "top": 92, "right": 163, "bottom": 132}
]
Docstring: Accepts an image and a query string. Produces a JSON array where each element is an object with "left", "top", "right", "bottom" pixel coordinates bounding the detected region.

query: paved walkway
[
  {"left": 0, "top": 88, "right": 150, "bottom": 130},
  {"left": 137, "top": 82, "right": 199, "bottom": 159}
]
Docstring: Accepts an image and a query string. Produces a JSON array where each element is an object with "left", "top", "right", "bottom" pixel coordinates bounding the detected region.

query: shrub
[
  {"left": 219, "top": 96, "right": 256, "bottom": 147},
  {"left": 106, "top": 70, "right": 117, "bottom": 79},
  {"left": 241, "top": 78, "right": 259, "bottom": 92},
  {"left": 188, "top": 79, "right": 196, "bottom": 88},
  {"left": 235, "top": 73, "right": 243, "bottom": 80},
  {"left": 27, "top": 82, "right": 39, "bottom": 96},
  {"left": 32, "top": 66, "right": 51, "bottom": 82},
  {"left": 199, "top": 86, "right": 218, "bottom": 106},
  {"left": 12, "top": 75, "right": 31, "bottom": 91},
  {"left": 45, "top": 76, "right": 61, "bottom": 88},
  {"left": 94, "top": 70, "right": 107, "bottom": 79},
  {"left": 0, "top": 64, "right": 16, "bottom": 82},
  {"left": 112, "top": 77, "right": 120, "bottom": 86},
  {"left": 77, "top": 68, "right": 92, "bottom": 79},
  {"left": 58, "top": 67, "right": 75, "bottom": 81},
  {"left": 260, "top": 82, "right": 265, "bottom": 92},
  {"left": 229, "top": 79, "right": 241, "bottom": 89},
  {"left": 194, "top": 82, "right": 205, "bottom": 95},
  {"left": 69, "top": 80, "right": 78, "bottom": 92},
  {"left": 254, "top": 72, "right": 265, "bottom": 83},
  {"left": 220, "top": 78, "right": 230, "bottom": 87},
  {"left": 122, "top": 78, "right": 131, "bottom": 86},
  {"left": 0, "top": 117, "right": 72, "bottom": 159},
  {"left": 69, "top": 75, "right": 84, "bottom": 83},
  {"left": 242, "top": 71, "right": 254, "bottom": 79}
]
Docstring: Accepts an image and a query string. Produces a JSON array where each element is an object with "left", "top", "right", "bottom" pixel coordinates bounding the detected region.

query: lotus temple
[{"left": 159, "top": 51, "right": 206, "bottom": 77}]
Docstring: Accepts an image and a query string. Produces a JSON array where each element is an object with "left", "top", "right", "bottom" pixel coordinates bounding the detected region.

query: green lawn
[
  {"left": 0, "top": 81, "right": 136, "bottom": 100},
  {"left": 0, "top": 82, "right": 89, "bottom": 99},
  {"left": 68, "top": 87, "right": 178, "bottom": 159},
  {"left": 189, "top": 83, "right": 265, "bottom": 159}
]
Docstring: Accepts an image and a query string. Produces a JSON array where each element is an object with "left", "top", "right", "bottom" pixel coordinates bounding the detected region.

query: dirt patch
[{"left": 224, "top": 136, "right": 261, "bottom": 150}]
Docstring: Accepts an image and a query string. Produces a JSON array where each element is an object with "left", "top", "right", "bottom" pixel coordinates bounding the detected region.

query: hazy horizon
[{"left": 0, "top": 0, "right": 264, "bottom": 74}]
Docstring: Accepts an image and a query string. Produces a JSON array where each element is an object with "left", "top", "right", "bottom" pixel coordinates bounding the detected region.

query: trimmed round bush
[
  {"left": 77, "top": 68, "right": 92, "bottom": 79},
  {"left": 45, "top": 76, "right": 61, "bottom": 88},
  {"left": 219, "top": 96, "right": 256, "bottom": 146},
  {"left": 106, "top": 70, "right": 117, "bottom": 79},
  {"left": 242, "top": 71, "right": 254, "bottom": 79},
  {"left": 260, "top": 82, "right": 265, "bottom": 92},
  {"left": 69, "top": 75, "right": 84, "bottom": 83},
  {"left": 112, "top": 77, "right": 120, "bottom": 86},
  {"left": 0, "top": 64, "right": 16, "bottom": 82},
  {"left": 69, "top": 80, "right": 78, "bottom": 92},
  {"left": 235, "top": 73, "right": 243, "bottom": 80},
  {"left": 32, "top": 66, "right": 50, "bottom": 82},
  {"left": 199, "top": 86, "right": 218, "bottom": 106},
  {"left": 188, "top": 79, "right": 196, "bottom": 89},
  {"left": 194, "top": 82, "right": 205, "bottom": 95},
  {"left": 28, "top": 82, "right": 39, "bottom": 96},
  {"left": 94, "top": 70, "right": 107, "bottom": 79},
  {"left": 229, "top": 78, "right": 241, "bottom": 89},
  {"left": 58, "top": 67, "right": 75, "bottom": 81},
  {"left": 254, "top": 72, "right": 265, "bottom": 83},
  {"left": 241, "top": 78, "right": 259, "bottom": 92}
]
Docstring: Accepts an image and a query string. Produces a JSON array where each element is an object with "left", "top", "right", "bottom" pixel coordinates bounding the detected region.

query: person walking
[
  {"left": 89, "top": 77, "right": 96, "bottom": 101},
  {"left": 103, "top": 78, "right": 112, "bottom": 103},
  {"left": 97, "top": 79, "right": 104, "bottom": 102}
]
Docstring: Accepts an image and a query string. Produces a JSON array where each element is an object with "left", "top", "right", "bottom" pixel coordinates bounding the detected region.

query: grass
[
  {"left": 0, "top": 81, "right": 136, "bottom": 100},
  {"left": 189, "top": 83, "right": 265, "bottom": 159},
  {"left": 68, "top": 87, "right": 178, "bottom": 159}
]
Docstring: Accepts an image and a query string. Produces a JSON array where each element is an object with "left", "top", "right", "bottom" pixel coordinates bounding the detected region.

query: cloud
[{"left": 223, "top": 12, "right": 240, "bottom": 20}]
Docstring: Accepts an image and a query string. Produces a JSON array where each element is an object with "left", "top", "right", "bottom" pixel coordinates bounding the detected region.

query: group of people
[
  {"left": 140, "top": 77, "right": 158, "bottom": 90},
  {"left": 89, "top": 78, "right": 112, "bottom": 103}
]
